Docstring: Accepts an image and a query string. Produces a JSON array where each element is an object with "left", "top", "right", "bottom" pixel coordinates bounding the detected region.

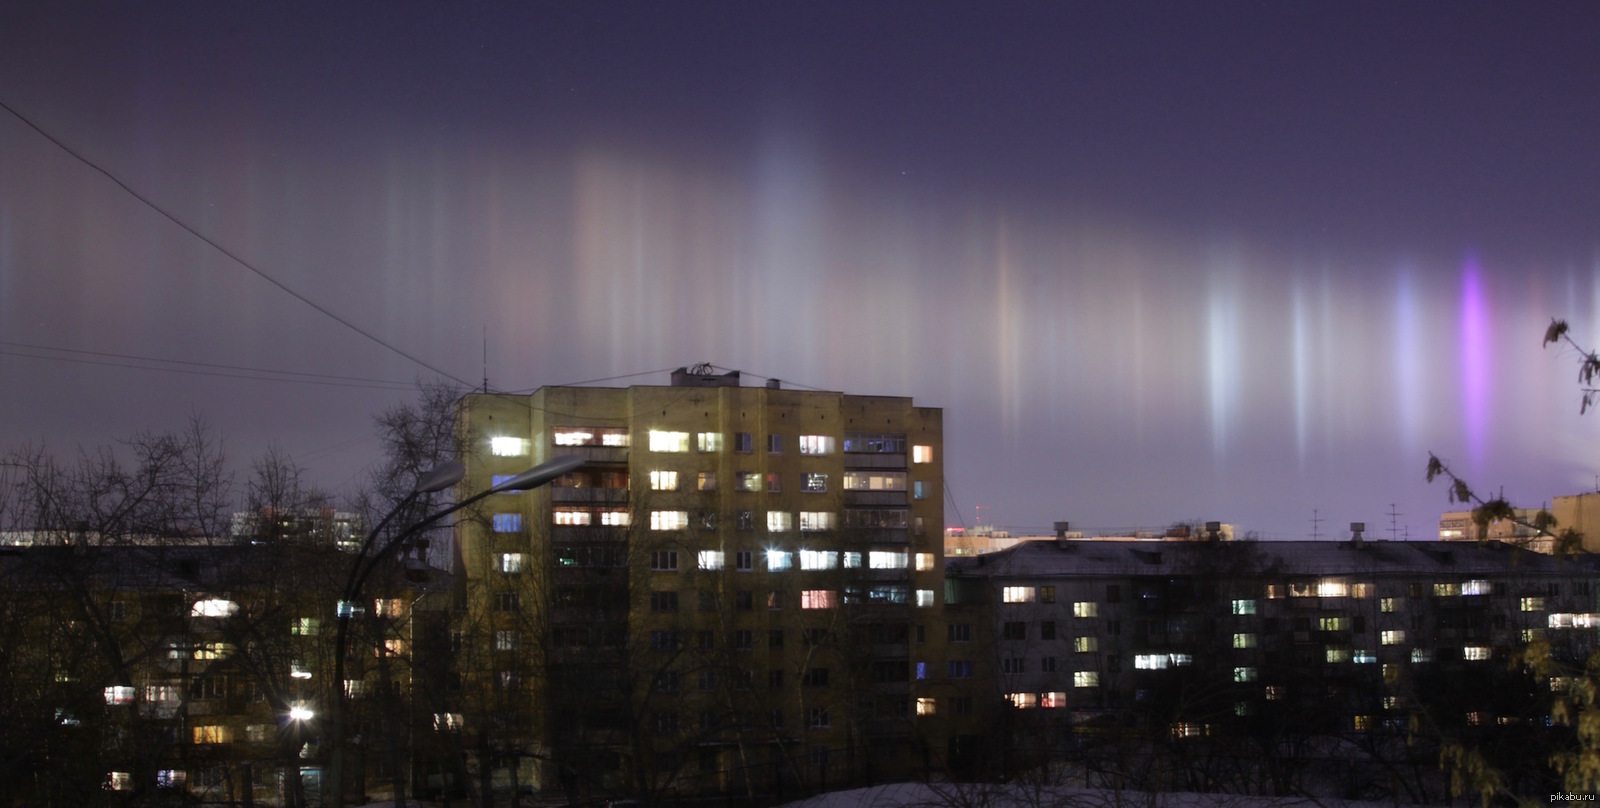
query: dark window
[
  {"left": 767, "top": 434, "right": 784, "bottom": 453},
  {"left": 1106, "top": 584, "right": 1121, "bottom": 603},
  {"left": 769, "top": 629, "right": 784, "bottom": 648},
  {"left": 734, "top": 432, "right": 753, "bottom": 453},
  {"left": 650, "top": 591, "right": 679, "bottom": 612},
  {"left": 1003, "top": 621, "right": 1027, "bottom": 641},
  {"left": 802, "top": 667, "right": 829, "bottom": 687},
  {"left": 1040, "top": 621, "right": 1057, "bottom": 640},
  {"left": 736, "top": 591, "right": 754, "bottom": 611}
]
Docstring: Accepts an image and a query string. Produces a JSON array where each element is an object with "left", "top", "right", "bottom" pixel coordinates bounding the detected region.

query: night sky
[{"left": 4, "top": 3, "right": 1600, "bottom": 539}]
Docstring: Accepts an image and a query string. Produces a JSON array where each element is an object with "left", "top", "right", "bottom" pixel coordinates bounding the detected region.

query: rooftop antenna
[
  {"left": 482, "top": 327, "right": 489, "bottom": 394},
  {"left": 1310, "top": 509, "right": 1323, "bottom": 542},
  {"left": 1387, "top": 503, "right": 1402, "bottom": 542}
]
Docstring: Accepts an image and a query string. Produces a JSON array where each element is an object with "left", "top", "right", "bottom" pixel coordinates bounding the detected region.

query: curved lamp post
[{"left": 327, "top": 454, "right": 583, "bottom": 808}]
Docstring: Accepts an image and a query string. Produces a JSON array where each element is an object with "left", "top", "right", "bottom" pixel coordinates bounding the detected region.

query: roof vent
[{"left": 671, "top": 364, "right": 740, "bottom": 388}]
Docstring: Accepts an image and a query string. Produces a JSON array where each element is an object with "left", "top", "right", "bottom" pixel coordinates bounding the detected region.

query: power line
[
  {"left": 1, "top": 340, "right": 416, "bottom": 389},
  {"left": 0, "top": 346, "right": 417, "bottom": 392},
  {"left": 0, "top": 97, "right": 474, "bottom": 388}
]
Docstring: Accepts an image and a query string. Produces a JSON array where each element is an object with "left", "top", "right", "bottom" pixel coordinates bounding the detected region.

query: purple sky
[{"left": 4, "top": 3, "right": 1600, "bottom": 539}]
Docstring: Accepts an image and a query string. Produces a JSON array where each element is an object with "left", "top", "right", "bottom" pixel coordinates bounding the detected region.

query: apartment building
[
  {"left": 945, "top": 535, "right": 1600, "bottom": 799},
  {"left": 454, "top": 366, "right": 947, "bottom": 801}
]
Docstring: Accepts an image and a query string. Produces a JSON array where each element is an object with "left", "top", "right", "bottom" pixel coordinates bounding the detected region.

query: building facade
[
  {"left": 455, "top": 367, "right": 948, "bottom": 801},
  {"left": 945, "top": 536, "right": 1600, "bottom": 800}
]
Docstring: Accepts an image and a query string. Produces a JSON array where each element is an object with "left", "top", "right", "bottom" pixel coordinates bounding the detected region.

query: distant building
[
  {"left": 1438, "top": 507, "right": 1554, "bottom": 552},
  {"left": 944, "top": 536, "right": 1599, "bottom": 797},
  {"left": 454, "top": 366, "right": 948, "bottom": 801},
  {"left": 1552, "top": 491, "right": 1600, "bottom": 553},
  {"left": 946, "top": 521, "right": 1235, "bottom": 558}
]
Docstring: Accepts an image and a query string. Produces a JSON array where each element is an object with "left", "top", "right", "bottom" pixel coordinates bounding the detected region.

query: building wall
[{"left": 456, "top": 380, "right": 947, "bottom": 799}]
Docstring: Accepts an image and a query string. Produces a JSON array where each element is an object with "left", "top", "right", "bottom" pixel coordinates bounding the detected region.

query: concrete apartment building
[
  {"left": 454, "top": 366, "right": 948, "bottom": 801},
  {"left": 944, "top": 533, "right": 1600, "bottom": 799}
]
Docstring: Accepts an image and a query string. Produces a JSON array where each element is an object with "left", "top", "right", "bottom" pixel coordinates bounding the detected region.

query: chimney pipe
[{"left": 1054, "top": 521, "right": 1071, "bottom": 548}]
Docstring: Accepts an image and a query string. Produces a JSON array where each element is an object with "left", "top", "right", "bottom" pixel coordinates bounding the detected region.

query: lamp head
[
  {"left": 491, "top": 455, "right": 585, "bottom": 494},
  {"left": 414, "top": 461, "right": 466, "bottom": 494}
]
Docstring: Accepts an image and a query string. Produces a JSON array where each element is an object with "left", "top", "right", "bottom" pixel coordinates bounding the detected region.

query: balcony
[
  {"left": 550, "top": 487, "right": 630, "bottom": 505},
  {"left": 844, "top": 454, "right": 907, "bottom": 470},
  {"left": 558, "top": 446, "right": 629, "bottom": 464},
  {"left": 847, "top": 528, "right": 909, "bottom": 545},
  {"left": 843, "top": 491, "right": 908, "bottom": 507}
]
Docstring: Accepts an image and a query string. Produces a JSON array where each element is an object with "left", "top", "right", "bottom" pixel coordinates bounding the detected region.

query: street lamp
[{"left": 327, "top": 454, "right": 583, "bottom": 808}]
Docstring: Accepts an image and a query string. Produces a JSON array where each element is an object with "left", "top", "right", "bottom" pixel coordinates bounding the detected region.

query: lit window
[
  {"left": 1074, "top": 636, "right": 1098, "bottom": 652},
  {"left": 799, "top": 435, "right": 835, "bottom": 455},
  {"left": 698, "top": 551, "right": 724, "bottom": 570},
  {"left": 495, "top": 631, "right": 519, "bottom": 651},
  {"left": 802, "top": 472, "right": 827, "bottom": 492},
  {"left": 799, "top": 550, "right": 838, "bottom": 570},
  {"left": 600, "top": 509, "right": 630, "bottom": 526},
  {"left": 649, "top": 470, "right": 679, "bottom": 491},
  {"left": 1381, "top": 630, "right": 1405, "bottom": 645},
  {"left": 1264, "top": 584, "right": 1283, "bottom": 599},
  {"left": 191, "top": 599, "right": 238, "bottom": 618},
  {"left": 1289, "top": 582, "right": 1315, "bottom": 597},
  {"left": 1319, "top": 616, "right": 1347, "bottom": 631},
  {"left": 1551, "top": 613, "right": 1576, "bottom": 628},
  {"left": 801, "top": 590, "right": 836, "bottom": 609},
  {"left": 648, "top": 430, "right": 690, "bottom": 453},
  {"left": 1522, "top": 597, "right": 1546, "bottom": 612},
  {"left": 767, "top": 472, "right": 782, "bottom": 492},
  {"left": 651, "top": 550, "right": 679, "bottom": 571},
  {"left": 915, "top": 552, "right": 934, "bottom": 571},
  {"left": 1073, "top": 601, "right": 1098, "bottom": 618},
  {"left": 767, "top": 511, "right": 793, "bottom": 532},
  {"left": 105, "top": 772, "right": 134, "bottom": 792},
  {"left": 1351, "top": 583, "right": 1373, "bottom": 598},
  {"left": 1074, "top": 671, "right": 1099, "bottom": 688},
  {"left": 104, "top": 686, "right": 135, "bottom": 705},
  {"left": 193, "top": 642, "right": 234, "bottom": 660},
  {"left": 490, "top": 436, "right": 529, "bottom": 457},
  {"left": 842, "top": 551, "right": 862, "bottom": 568},
  {"left": 1041, "top": 691, "right": 1068, "bottom": 708},
  {"left": 1233, "top": 666, "right": 1257, "bottom": 682},
  {"left": 912, "top": 445, "right": 933, "bottom": 463},
  {"left": 1326, "top": 647, "right": 1351, "bottom": 663},
  {"left": 1265, "top": 685, "right": 1283, "bottom": 701},
  {"left": 492, "top": 513, "right": 522, "bottom": 532},
  {"left": 553, "top": 508, "right": 591, "bottom": 526},
  {"left": 1410, "top": 649, "right": 1433, "bottom": 663},
  {"left": 800, "top": 511, "right": 835, "bottom": 531},
  {"left": 1007, "top": 692, "right": 1038, "bottom": 709},
  {"left": 1135, "top": 654, "right": 1169, "bottom": 670},
  {"left": 1317, "top": 579, "right": 1348, "bottom": 597},
  {"left": 914, "top": 481, "right": 926, "bottom": 499},
  {"left": 497, "top": 553, "right": 525, "bottom": 573},
  {"left": 1461, "top": 579, "right": 1490, "bottom": 595},
  {"left": 553, "top": 427, "right": 628, "bottom": 447},
  {"left": 1523, "top": 628, "right": 1546, "bottom": 642},
  {"left": 766, "top": 550, "right": 792, "bottom": 571},
  {"left": 1170, "top": 722, "right": 1203, "bottom": 739},
  {"left": 1233, "top": 633, "right": 1257, "bottom": 649},
  {"left": 1353, "top": 650, "right": 1377, "bottom": 664},
  {"left": 1433, "top": 582, "right": 1460, "bottom": 596},
  {"left": 192, "top": 725, "right": 232, "bottom": 744},
  {"left": 697, "top": 471, "right": 716, "bottom": 491},
  {"left": 736, "top": 472, "right": 760, "bottom": 491},
  {"left": 1002, "top": 586, "right": 1036, "bottom": 604},
  {"left": 1231, "top": 599, "right": 1256, "bottom": 615},
  {"left": 1383, "top": 696, "right": 1400, "bottom": 710},
  {"left": 915, "top": 589, "right": 935, "bottom": 607},
  {"left": 1463, "top": 646, "right": 1491, "bottom": 661},
  {"left": 869, "top": 550, "right": 907, "bottom": 569},
  {"left": 916, "top": 697, "right": 937, "bottom": 716},
  {"left": 650, "top": 511, "right": 688, "bottom": 531},
  {"left": 1380, "top": 597, "right": 1397, "bottom": 613},
  {"left": 697, "top": 432, "right": 723, "bottom": 452},
  {"left": 434, "top": 713, "right": 465, "bottom": 731},
  {"left": 841, "top": 471, "right": 907, "bottom": 491},
  {"left": 1353, "top": 715, "right": 1373, "bottom": 731}
]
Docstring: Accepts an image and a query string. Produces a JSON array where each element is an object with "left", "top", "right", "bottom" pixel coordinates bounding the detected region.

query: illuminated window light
[{"left": 490, "top": 437, "right": 529, "bottom": 457}]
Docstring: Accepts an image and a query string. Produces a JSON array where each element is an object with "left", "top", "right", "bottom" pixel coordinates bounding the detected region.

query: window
[
  {"left": 650, "top": 591, "right": 679, "bottom": 612},
  {"left": 654, "top": 672, "right": 679, "bottom": 692},
  {"left": 104, "top": 686, "right": 135, "bottom": 705},
  {"left": 799, "top": 435, "right": 835, "bottom": 454},
  {"left": 490, "top": 436, "right": 529, "bottom": 457},
  {"left": 648, "top": 430, "right": 690, "bottom": 452},
  {"left": 912, "top": 445, "right": 933, "bottom": 463},
  {"left": 948, "top": 623, "right": 972, "bottom": 642},
  {"left": 1353, "top": 650, "right": 1377, "bottom": 664},
  {"left": 1318, "top": 616, "right": 1347, "bottom": 631},
  {"left": 494, "top": 592, "right": 520, "bottom": 612},
  {"left": 916, "top": 589, "right": 935, "bottom": 607},
  {"left": 769, "top": 629, "right": 785, "bottom": 648},
  {"left": 869, "top": 550, "right": 907, "bottom": 569},
  {"left": 1325, "top": 647, "right": 1350, "bottom": 663},
  {"left": 948, "top": 660, "right": 973, "bottom": 679},
  {"left": 697, "top": 471, "right": 716, "bottom": 491},
  {"left": 843, "top": 509, "right": 909, "bottom": 528},
  {"left": 915, "top": 552, "right": 934, "bottom": 571},
  {"left": 553, "top": 427, "right": 628, "bottom": 447},
  {"left": 802, "top": 667, "right": 829, "bottom": 686},
  {"left": 736, "top": 590, "right": 754, "bottom": 610},
  {"left": 492, "top": 513, "right": 522, "bottom": 533},
  {"left": 650, "top": 550, "right": 679, "bottom": 571},
  {"left": 649, "top": 470, "right": 679, "bottom": 491},
  {"left": 769, "top": 591, "right": 786, "bottom": 609},
  {"left": 698, "top": 550, "right": 724, "bottom": 570},
  {"left": 1380, "top": 597, "right": 1397, "bottom": 613},
  {"left": 734, "top": 432, "right": 753, "bottom": 452},
  {"left": 497, "top": 552, "right": 525, "bottom": 573},
  {"left": 291, "top": 617, "right": 321, "bottom": 636},
  {"left": 1381, "top": 630, "right": 1405, "bottom": 645},
  {"left": 802, "top": 590, "right": 837, "bottom": 609},
  {"left": 495, "top": 631, "right": 520, "bottom": 651},
  {"left": 1074, "top": 601, "right": 1098, "bottom": 617},
  {"left": 1007, "top": 692, "right": 1038, "bottom": 709},
  {"left": 767, "top": 472, "right": 783, "bottom": 492},
  {"left": 697, "top": 432, "right": 723, "bottom": 452},
  {"left": 1232, "top": 599, "right": 1256, "bottom": 615},
  {"left": 554, "top": 508, "right": 591, "bottom": 526},
  {"left": 736, "top": 472, "right": 760, "bottom": 492},
  {"left": 1433, "top": 582, "right": 1460, "bottom": 596},
  {"left": 916, "top": 697, "right": 937, "bottom": 716},
  {"left": 1461, "top": 579, "right": 1490, "bottom": 595},
  {"left": 1075, "top": 636, "right": 1098, "bottom": 652},
  {"left": 841, "top": 471, "right": 907, "bottom": 491},
  {"left": 1040, "top": 621, "right": 1057, "bottom": 640},
  {"left": 1074, "top": 671, "right": 1100, "bottom": 688},
  {"left": 800, "top": 511, "right": 835, "bottom": 531},
  {"left": 1002, "top": 586, "right": 1036, "bottom": 604},
  {"left": 1134, "top": 654, "right": 1170, "bottom": 670},
  {"left": 1233, "top": 666, "right": 1257, "bottom": 682},
  {"left": 734, "top": 629, "right": 754, "bottom": 650},
  {"left": 1233, "top": 633, "right": 1257, "bottom": 649},
  {"left": 913, "top": 481, "right": 926, "bottom": 500},
  {"left": 766, "top": 550, "right": 793, "bottom": 570},
  {"left": 1411, "top": 649, "right": 1433, "bottom": 663},
  {"left": 808, "top": 707, "right": 830, "bottom": 728},
  {"left": 768, "top": 434, "right": 784, "bottom": 453},
  {"left": 1002, "top": 657, "right": 1026, "bottom": 674},
  {"left": 799, "top": 549, "right": 838, "bottom": 570},
  {"left": 650, "top": 511, "right": 688, "bottom": 531},
  {"left": 1522, "top": 596, "right": 1546, "bottom": 612},
  {"left": 767, "top": 511, "right": 793, "bottom": 531},
  {"left": 803, "top": 472, "right": 828, "bottom": 492},
  {"left": 843, "top": 551, "right": 862, "bottom": 568},
  {"left": 1003, "top": 622, "right": 1027, "bottom": 640},
  {"left": 735, "top": 550, "right": 753, "bottom": 571},
  {"left": 193, "top": 725, "right": 232, "bottom": 744},
  {"left": 1464, "top": 646, "right": 1491, "bottom": 661},
  {"left": 650, "top": 631, "right": 679, "bottom": 651},
  {"left": 735, "top": 511, "right": 753, "bottom": 531}
]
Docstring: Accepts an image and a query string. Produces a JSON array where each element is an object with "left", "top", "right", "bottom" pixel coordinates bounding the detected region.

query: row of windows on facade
[
  {"left": 492, "top": 428, "right": 931, "bottom": 460},
  {"left": 499, "top": 469, "right": 928, "bottom": 495},
  {"left": 638, "top": 548, "right": 937, "bottom": 572},
  {"left": 494, "top": 508, "right": 921, "bottom": 533},
  {"left": 998, "top": 581, "right": 1585, "bottom": 606}
]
